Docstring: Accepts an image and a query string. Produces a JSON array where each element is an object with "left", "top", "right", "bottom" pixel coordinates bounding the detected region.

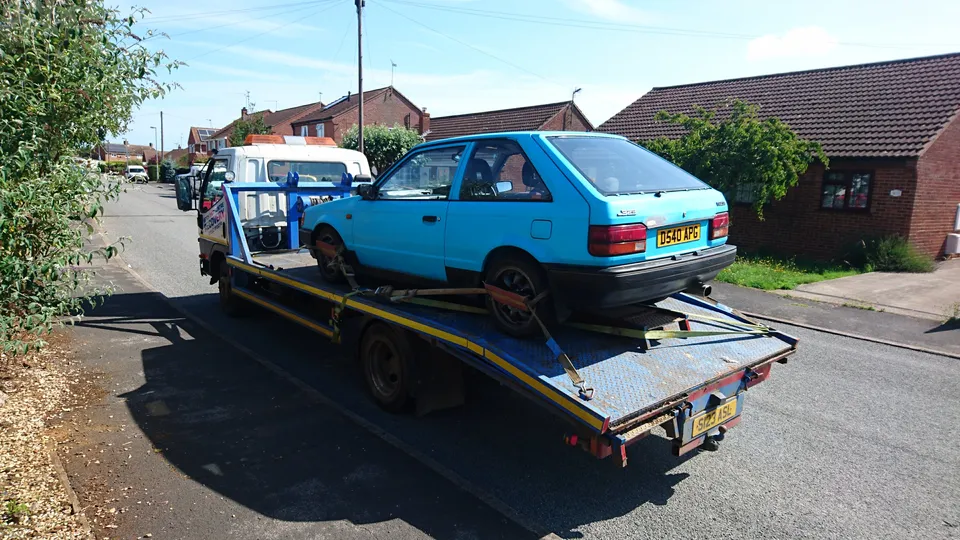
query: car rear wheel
[
  {"left": 360, "top": 323, "right": 414, "bottom": 412},
  {"left": 484, "top": 254, "right": 554, "bottom": 338},
  {"left": 314, "top": 225, "right": 346, "bottom": 284}
]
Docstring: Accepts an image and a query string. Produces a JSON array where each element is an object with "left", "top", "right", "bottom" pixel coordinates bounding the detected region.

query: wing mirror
[
  {"left": 175, "top": 176, "right": 193, "bottom": 211},
  {"left": 495, "top": 181, "right": 513, "bottom": 193},
  {"left": 357, "top": 183, "right": 378, "bottom": 200}
]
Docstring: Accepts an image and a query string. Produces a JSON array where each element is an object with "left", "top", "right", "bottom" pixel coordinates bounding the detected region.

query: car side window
[
  {"left": 377, "top": 145, "right": 465, "bottom": 200},
  {"left": 459, "top": 140, "right": 552, "bottom": 202}
]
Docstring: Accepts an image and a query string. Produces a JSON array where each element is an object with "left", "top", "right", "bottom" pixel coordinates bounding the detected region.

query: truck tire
[
  {"left": 484, "top": 253, "right": 555, "bottom": 338},
  {"left": 314, "top": 225, "right": 346, "bottom": 284},
  {"left": 218, "top": 263, "right": 247, "bottom": 317},
  {"left": 360, "top": 322, "right": 414, "bottom": 412}
]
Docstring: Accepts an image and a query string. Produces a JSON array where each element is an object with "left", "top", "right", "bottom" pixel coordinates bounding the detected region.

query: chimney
[
  {"left": 418, "top": 107, "right": 430, "bottom": 135},
  {"left": 347, "top": 90, "right": 351, "bottom": 101},
  {"left": 148, "top": 142, "right": 153, "bottom": 147},
  {"left": 122, "top": 139, "right": 128, "bottom": 145},
  {"left": 241, "top": 107, "right": 248, "bottom": 118}
]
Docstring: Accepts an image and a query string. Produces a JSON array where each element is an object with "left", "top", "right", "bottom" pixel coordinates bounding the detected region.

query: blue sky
[{"left": 122, "top": 0, "right": 960, "bottom": 150}]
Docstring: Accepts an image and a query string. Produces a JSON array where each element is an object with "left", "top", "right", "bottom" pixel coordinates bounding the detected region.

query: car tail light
[
  {"left": 710, "top": 212, "right": 729, "bottom": 240},
  {"left": 588, "top": 224, "right": 647, "bottom": 256}
]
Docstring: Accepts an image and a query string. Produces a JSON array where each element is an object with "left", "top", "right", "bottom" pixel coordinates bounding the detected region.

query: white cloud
[
  {"left": 747, "top": 26, "right": 838, "bottom": 61},
  {"left": 564, "top": 0, "right": 652, "bottom": 23}
]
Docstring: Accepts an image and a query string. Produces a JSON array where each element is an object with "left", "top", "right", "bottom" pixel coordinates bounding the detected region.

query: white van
[{"left": 194, "top": 135, "right": 372, "bottom": 253}]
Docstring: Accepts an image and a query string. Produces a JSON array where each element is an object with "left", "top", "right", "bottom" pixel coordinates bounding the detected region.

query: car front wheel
[
  {"left": 314, "top": 225, "right": 346, "bottom": 284},
  {"left": 484, "top": 254, "right": 554, "bottom": 338}
]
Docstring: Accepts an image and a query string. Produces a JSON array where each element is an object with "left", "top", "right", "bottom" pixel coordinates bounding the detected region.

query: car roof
[
  {"left": 415, "top": 130, "right": 626, "bottom": 149},
  {"left": 216, "top": 144, "right": 368, "bottom": 162}
]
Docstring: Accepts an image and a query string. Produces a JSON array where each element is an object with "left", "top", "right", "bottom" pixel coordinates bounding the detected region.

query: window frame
[
  {"left": 373, "top": 143, "right": 468, "bottom": 202},
  {"left": 820, "top": 170, "right": 874, "bottom": 212},
  {"left": 316, "top": 123, "right": 325, "bottom": 137},
  {"left": 299, "top": 125, "right": 308, "bottom": 137},
  {"left": 265, "top": 160, "right": 348, "bottom": 183},
  {"left": 456, "top": 138, "right": 553, "bottom": 203}
]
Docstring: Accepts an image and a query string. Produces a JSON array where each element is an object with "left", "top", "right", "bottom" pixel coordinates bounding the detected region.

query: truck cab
[{"left": 185, "top": 134, "right": 372, "bottom": 282}]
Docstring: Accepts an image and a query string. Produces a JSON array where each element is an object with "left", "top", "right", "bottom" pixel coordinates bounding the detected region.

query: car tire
[
  {"left": 360, "top": 322, "right": 413, "bottom": 412},
  {"left": 484, "top": 254, "right": 555, "bottom": 338},
  {"left": 314, "top": 225, "right": 346, "bottom": 284}
]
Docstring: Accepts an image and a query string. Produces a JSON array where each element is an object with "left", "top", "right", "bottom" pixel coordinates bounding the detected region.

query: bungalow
[
  {"left": 425, "top": 100, "right": 592, "bottom": 141},
  {"left": 290, "top": 86, "right": 427, "bottom": 144},
  {"left": 599, "top": 52, "right": 960, "bottom": 258}
]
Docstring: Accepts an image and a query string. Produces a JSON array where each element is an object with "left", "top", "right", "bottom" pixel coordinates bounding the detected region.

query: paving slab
[{"left": 787, "top": 259, "right": 960, "bottom": 321}]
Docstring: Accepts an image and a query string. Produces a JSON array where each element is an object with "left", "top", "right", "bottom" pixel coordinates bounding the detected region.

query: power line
[
  {"left": 144, "top": 0, "right": 331, "bottom": 24},
  {"left": 383, "top": 0, "right": 960, "bottom": 50},
  {"left": 185, "top": 2, "right": 341, "bottom": 62},
  {"left": 375, "top": 2, "right": 564, "bottom": 88},
  {"left": 145, "top": 0, "right": 337, "bottom": 43}
]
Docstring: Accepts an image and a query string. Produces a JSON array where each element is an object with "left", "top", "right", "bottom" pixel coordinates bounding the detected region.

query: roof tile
[{"left": 599, "top": 53, "right": 960, "bottom": 157}]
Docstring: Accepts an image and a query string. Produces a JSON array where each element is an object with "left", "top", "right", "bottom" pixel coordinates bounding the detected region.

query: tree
[
  {"left": 340, "top": 124, "right": 423, "bottom": 175},
  {"left": 0, "top": 3, "right": 176, "bottom": 352},
  {"left": 642, "top": 100, "right": 828, "bottom": 218},
  {"left": 228, "top": 113, "right": 271, "bottom": 147}
]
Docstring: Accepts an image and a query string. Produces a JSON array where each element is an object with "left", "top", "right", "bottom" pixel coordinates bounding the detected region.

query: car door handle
[{"left": 422, "top": 215, "right": 439, "bottom": 223}]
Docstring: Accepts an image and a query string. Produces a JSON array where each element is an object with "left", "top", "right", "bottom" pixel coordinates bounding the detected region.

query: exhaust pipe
[{"left": 687, "top": 282, "right": 712, "bottom": 297}]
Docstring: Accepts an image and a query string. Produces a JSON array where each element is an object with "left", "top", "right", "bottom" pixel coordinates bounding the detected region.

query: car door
[{"left": 351, "top": 144, "right": 467, "bottom": 281}]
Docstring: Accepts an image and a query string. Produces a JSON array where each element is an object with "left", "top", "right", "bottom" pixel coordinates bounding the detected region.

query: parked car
[
  {"left": 125, "top": 165, "right": 148, "bottom": 183},
  {"left": 300, "top": 131, "right": 736, "bottom": 337}
]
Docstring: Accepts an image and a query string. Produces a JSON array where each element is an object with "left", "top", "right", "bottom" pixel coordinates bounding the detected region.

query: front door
[{"left": 352, "top": 144, "right": 466, "bottom": 281}]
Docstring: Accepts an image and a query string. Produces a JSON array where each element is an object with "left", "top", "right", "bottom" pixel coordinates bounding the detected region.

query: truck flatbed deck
[{"left": 187, "top": 181, "right": 798, "bottom": 465}]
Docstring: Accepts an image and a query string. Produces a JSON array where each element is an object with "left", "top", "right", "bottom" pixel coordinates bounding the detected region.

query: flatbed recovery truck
[{"left": 178, "top": 178, "right": 798, "bottom": 467}]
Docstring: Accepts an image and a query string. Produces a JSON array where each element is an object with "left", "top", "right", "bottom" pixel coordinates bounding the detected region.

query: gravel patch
[{"left": 0, "top": 341, "right": 91, "bottom": 539}]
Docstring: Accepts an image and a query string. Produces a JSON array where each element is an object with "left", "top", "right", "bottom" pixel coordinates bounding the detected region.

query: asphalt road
[{"left": 101, "top": 183, "right": 960, "bottom": 539}]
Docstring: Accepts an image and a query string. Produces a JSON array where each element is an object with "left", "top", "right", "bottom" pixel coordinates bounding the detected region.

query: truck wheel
[
  {"left": 484, "top": 254, "right": 554, "bottom": 338},
  {"left": 360, "top": 322, "right": 413, "bottom": 412},
  {"left": 218, "top": 264, "right": 246, "bottom": 317},
  {"left": 314, "top": 225, "right": 346, "bottom": 284}
]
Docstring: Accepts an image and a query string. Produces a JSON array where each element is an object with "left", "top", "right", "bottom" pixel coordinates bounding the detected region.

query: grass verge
[{"left": 717, "top": 255, "right": 861, "bottom": 290}]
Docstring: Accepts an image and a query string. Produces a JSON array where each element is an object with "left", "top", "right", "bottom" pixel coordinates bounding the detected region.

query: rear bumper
[{"left": 545, "top": 244, "right": 736, "bottom": 310}]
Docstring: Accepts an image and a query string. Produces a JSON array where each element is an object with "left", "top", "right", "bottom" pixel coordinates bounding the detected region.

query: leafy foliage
[
  {"left": 228, "top": 112, "right": 271, "bottom": 146},
  {"left": 340, "top": 123, "right": 423, "bottom": 175},
  {"left": 642, "top": 100, "right": 828, "bottom": 218},
  {"left": 0, "top": 3, "right": 176, "bottom": 353},
  {"left": 845, "top": 236, "right": 934, "bottom": 273},
  {"left": 160, "top": 159, "right": 177, "bottom": 182},
  {"left": 147, "top": 164, "right": 158, "bottom": 182},
  {"left": 717, "top": 254, "right": 860, "bottom": 290}
]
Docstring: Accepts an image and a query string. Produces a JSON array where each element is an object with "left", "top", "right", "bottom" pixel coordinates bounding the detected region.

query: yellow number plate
[
  {"left": 656, "top": 224, "right": 701, "bottom": 247},
  {"left": 690, "top": 399, "right": 738, "bottom": 437}
]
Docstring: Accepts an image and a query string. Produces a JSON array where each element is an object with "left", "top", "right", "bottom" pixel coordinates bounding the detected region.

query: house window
[
  {"left": 300, "top": 125, "right": 308, "bottom": 137},
  {"left": 404, "top": 114, "right": 411, "bottom": 129},
  {"left": 316, "top": 124, "right": 324, "bottom": 137},
  {"left": 733, "top": 183, "right": 759, "bottom": 204},
  {"left": 821, "top": 171, "right": 871, "bottom": 210}
]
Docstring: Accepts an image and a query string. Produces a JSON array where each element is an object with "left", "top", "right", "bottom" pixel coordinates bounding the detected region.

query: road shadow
[
  {"left": 925, "top": 318, "right": 959, "bottom": 333},
  {"left": 81, "top": 288, "right": 699, "bottom": 538}
]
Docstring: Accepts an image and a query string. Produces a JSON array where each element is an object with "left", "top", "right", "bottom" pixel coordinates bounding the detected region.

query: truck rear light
[
  {"left": 588, "top": 224, "right": 647, "bottom": 256},
  {"left": 710, "top": 213, "right": 729, "bottom": 240}
]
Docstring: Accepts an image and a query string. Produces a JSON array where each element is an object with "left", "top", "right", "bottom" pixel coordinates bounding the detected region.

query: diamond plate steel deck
[{"left": 251, "top": 251, "right": 796, "bottom": 428}]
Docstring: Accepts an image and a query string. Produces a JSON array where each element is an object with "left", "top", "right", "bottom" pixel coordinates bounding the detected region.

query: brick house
[
  {"left": 599, "top": 53, "right": 960, "bottom": 259},
  {"left": 187, "top": 126, "right": 218, "bottom": 155},
  {"left": 94, "top": 141, "right": 156, "bottom": 163},
  {"left": 209, "top": 100, "right": 326, "bottom": 149},
  {"left": 425, "top": 100, "right": 593, "bottom": 141},
  {"left": 290, "top": 86, "right": 427, "bottom": 144}
]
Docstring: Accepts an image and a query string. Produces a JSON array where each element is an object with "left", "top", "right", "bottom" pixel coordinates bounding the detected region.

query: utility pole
[
  {"left": 160, "top": 111, "right": 165, "bottom": 164},
  {"left": 356, "top": 0, "right": 365, "bottom": 153}
]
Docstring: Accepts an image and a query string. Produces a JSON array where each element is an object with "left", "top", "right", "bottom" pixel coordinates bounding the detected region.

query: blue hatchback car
[{"left": 301, "top": 132, "right": 736, "bottom": 337}]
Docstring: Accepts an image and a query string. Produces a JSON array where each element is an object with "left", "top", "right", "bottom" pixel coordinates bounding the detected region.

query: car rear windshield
[
  {"left": 128, "top": 167, "right": 144, "bottom": 173},
  {"left": 548, "top": 137, "right": 707, "bottom": 195},
  {"left": 268, "top": 161, "right": 346, "bottom": 182}
]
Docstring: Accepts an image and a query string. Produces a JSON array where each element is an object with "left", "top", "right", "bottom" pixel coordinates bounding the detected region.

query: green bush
[
  {"left": 160, "top": 159, "right": 177, "bottom": 182},
  {"left": 845, "top": 236, "right": 934, "bottom": 273},
  {"left": 340, "top": 123, "right": 423, "bottom": 175},
  {"left": 0, "top": 3, "right": 175, "bottom": 353},
  {"left": 147, "top": 164, "right": 158, "bottom": 182},
  {"left": 97, "top": 162, "right": 107, "bottom": 173}
]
